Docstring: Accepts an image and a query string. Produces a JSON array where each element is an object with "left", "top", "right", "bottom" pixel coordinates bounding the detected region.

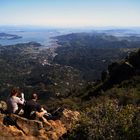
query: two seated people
[{"left": 6, "top": 88, "right": 61, "bottom": 121}]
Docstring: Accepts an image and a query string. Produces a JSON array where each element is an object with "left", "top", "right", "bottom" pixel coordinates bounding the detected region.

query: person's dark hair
[
  {"left": 31, "top": 93, "right": 38, "bottom": 100},
  {"left": 10, "top": 88, "right": 20, "bottom": 97}
]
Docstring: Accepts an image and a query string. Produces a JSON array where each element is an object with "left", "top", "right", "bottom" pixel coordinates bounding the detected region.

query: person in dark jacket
[
  {"left": 24, "top": 93, "right": 63, "bottom": 120},
  {"left": 23, "top": 93, "right": 46, "bottom": 119}
]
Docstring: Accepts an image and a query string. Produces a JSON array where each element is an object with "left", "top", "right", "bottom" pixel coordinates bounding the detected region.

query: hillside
[
  {"left": 0, "top": 33, "right": 140, "bottom": 139},
  {"left": 0, "top": 42, "right": 139, "bottom": 140},
  {"left": 0, "top": 33, "right": 140, "bottom": 103},
  {"left": 0, "top": 42, "right": 85, "bottom": 101},
  {"left": 54, "top": 33, "right": 140, "bottom": 80},
  {"left": 59, "top": 48, "right": 140, "bottom": 140}
]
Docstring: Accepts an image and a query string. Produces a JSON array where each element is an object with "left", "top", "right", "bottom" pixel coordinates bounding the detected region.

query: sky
[{"left": 0, "top": 0, "right": 140, "bottom": 27}]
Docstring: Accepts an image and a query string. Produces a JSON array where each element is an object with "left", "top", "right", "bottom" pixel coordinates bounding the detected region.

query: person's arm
[
  {"left": 16, "top": 96, "right": 24, "bottom": 105},
  {"left": 20, "top": 93, "right": 25, "bottom": 102},
  {"left": 36, "top": 106, "right": 47, "bottom": 118},
  {"left": 41, "top": 107, "right": 47, "bottom": 113},
  {"left": 36, "top": 111, "right": 46, "bottom": 118}
]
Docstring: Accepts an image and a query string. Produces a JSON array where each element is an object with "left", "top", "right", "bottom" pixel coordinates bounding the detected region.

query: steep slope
[
  {"left": 83, "top": 49, "right": 140, "bottom": 100},
  {"left": 59, "top": 49, "right": 140, "bottom": 140}
]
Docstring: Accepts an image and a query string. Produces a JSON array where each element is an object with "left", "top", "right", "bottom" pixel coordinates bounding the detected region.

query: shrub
[{"left": 64, "top": 98, "right": 140, "bottom": 140}]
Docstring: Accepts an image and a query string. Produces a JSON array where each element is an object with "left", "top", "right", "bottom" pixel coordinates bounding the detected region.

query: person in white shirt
[{"left": 7, "top": 88, "right": 25, "bottom": 114}]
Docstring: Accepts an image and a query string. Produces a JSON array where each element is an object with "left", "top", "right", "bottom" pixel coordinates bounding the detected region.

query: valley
[
  {"left": 0, "top": 29, "right": 140, "bottom": 139},
  {"left": 0, "top": 31, "right": 140, "bottom": 101}
]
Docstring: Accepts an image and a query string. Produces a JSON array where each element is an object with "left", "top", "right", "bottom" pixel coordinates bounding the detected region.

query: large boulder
[
  {"left": 0, "top": 113, "right": 24, "bottom": 140},
  {"left": 10, "top": 114, "right": 43, "bottom": 135}
]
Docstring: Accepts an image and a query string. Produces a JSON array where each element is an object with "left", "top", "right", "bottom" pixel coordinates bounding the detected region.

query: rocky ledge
[{"left": 0, "top": 102, "right": 80, "bottom": 140}]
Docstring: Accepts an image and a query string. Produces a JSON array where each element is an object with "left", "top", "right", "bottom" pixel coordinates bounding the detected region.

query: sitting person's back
[
  {"left": 24, "top": 93, "right": 63, "bottom": 121},
  {"left": 23, "top": 93, "right": 42, "bottom": 119}
]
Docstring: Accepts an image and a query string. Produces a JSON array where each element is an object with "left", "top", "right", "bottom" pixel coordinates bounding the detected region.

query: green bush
[{"left": 63, "top": 98, "right": 140, "bottom": 140}]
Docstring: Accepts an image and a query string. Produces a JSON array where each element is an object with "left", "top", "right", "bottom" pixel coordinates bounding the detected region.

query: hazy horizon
[{"left": 0, "top": 0, "right": 140, "bottom": 27}]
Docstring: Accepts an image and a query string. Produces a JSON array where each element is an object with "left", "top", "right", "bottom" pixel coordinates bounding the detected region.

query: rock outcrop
[
  {"left": 84, "top": 49, "right": 140, "bottom": 99},
  {"left": 0, "top": 108, "right": 80, "bottom": 140},
  {"left": 107, "top": 61, "right": 135, "bottom": 84}
]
